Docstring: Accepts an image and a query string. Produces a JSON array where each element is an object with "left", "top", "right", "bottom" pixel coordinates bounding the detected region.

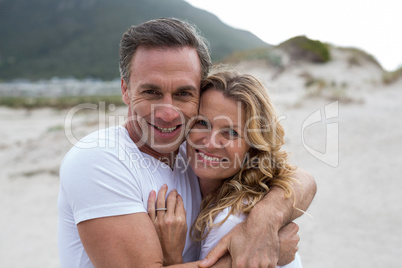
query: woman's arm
[{"left": 199, "top": 167, "right": 316, "bottom": 268}]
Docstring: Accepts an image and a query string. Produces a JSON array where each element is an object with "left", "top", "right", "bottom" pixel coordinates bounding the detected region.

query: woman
[{"left": 148, "top": 69, "right": 302, "bottom": 267}]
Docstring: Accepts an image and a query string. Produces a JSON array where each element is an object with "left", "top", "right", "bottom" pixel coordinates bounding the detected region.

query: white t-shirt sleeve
[
  {"left": 60, "top": 142, "right": 146, "bottom": 225},
  {"left": 199, "top": 207, "right": 302, "bottom": 268},
  {"left": 199, "top": 207, "right": 246, "bottom": 260}
]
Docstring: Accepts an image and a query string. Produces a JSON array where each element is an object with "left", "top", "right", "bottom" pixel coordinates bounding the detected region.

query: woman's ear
[{"left": 121, "top": 78, "right": 130, "bottom": 105}]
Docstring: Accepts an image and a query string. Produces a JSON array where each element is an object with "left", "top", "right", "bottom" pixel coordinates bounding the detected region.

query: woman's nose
[{"left": 203, "top": 130, "right": 223, "bottom": 149}]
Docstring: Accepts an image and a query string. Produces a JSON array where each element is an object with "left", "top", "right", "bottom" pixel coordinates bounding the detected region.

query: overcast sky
[{"left": 185, "top": 0, "right": 402, "bottom": 71}]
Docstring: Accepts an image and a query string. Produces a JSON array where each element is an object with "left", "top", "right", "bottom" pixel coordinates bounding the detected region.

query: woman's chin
[{"left": 194, "top": 166, "right": 238, "bottom": 181}]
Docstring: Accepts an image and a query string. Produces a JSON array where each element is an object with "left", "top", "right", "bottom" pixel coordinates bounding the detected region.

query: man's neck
[{"left": 123, "top": 121, "right": 178, "bottom": 169}]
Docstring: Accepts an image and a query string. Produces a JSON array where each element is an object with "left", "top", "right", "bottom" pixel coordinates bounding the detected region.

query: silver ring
[{"left": 155, "top": 208, "right": 167, "bottom": 211}]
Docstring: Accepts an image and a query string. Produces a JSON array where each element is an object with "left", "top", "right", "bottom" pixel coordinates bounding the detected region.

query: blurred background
[{"left": 0, "top": 0, "right": 401, "bottom": 267}]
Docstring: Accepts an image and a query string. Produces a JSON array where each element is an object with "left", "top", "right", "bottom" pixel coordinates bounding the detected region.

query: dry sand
[{"left": 1, "top": 78, "right": 401, "bottom": 267}]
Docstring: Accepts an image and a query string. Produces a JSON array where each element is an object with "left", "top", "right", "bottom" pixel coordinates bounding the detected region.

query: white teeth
[
  {"left": 199, "top": 152, "right": 221, "bottom": 162},
  {"left": 155, "top": 126, "right": 178, "bottom": 133}
]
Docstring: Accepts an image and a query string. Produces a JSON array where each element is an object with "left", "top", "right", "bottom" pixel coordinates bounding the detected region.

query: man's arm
[
  {"left": 78, "top": 213, "right": 203, "bottom": 268},
  {"left": 199, "top": 167, "right": 316, "bottom": 268},
  {"left": 258, "top": 167, "right": 317, "bottom": 226}
]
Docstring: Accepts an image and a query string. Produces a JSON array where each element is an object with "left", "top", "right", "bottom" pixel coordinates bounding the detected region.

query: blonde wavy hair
[{"left": 191, "top": 69, "right": 296, "bottom": 241}]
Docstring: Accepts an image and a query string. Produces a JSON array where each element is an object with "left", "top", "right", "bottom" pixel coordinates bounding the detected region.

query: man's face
[{"left": 121, "top": 46, "right": 201, "bottom": 156}]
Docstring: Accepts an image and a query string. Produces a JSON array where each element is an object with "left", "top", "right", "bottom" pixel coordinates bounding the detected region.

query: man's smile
[{"left": 149, "top": 123, "right": 183, "bottom": 137}]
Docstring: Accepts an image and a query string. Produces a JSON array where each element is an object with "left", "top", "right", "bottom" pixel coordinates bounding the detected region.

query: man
[{"left": 58, "top": 18, "right": 316, "bottom": 268}]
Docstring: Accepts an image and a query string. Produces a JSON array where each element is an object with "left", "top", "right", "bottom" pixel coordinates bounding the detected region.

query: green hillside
[{"left": 0, "top": 0, "right": 268, "bottom": 80}]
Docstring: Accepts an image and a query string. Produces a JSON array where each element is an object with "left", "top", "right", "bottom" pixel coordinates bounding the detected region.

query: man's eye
[
  {"left": 176, "top": 91, "right": 191, "bottom": 97},
  {"left": 143, "top": 90, "right": 157, "bottom": 95}
]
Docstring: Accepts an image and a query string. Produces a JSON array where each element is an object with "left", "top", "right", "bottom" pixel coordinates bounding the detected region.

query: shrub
[
  {"left": 383, "top": 66, "right": 402, "bottom": 84},
  {"left": 278, "top": 36, "right": 330, "bottom": 63},
  {"left": 337, "top": 47, "right": 382, "bottom": 68},
  {"left": 223, "top": 47, "right": 283, "bottom": 67}
]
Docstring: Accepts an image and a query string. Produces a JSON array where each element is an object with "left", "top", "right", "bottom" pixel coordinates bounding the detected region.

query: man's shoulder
[
  {"left": 75, "top": 125, "right": 131, "bottom": 145},
  {"left": 59, "top": 126, "right": 144, "bottom": 199},
  {"left": 60, "top": 126, "right": 141, "bottom": 176},
  {"left": 64, "top": 126, "right": 136, "bottom": 157}
]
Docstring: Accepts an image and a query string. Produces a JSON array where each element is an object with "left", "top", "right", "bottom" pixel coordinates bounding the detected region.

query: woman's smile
[{"left": 187, "top": 88, "right": 250, "bottom": 181}]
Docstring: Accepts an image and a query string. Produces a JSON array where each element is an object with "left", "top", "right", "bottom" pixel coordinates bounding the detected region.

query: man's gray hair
[{"left": 119, "top": 18, "right": 212, "bottom": 84}]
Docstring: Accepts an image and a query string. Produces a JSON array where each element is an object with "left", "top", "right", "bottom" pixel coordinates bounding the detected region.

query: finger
[
  {"left": 293, "top": 222, "right": 300, "bottom": 233},
  {"left": 279, "top": 222, "right": 298, "bottom": 239},
  {"left": 175, "top": 194, "right": 186, "bottom": 217},
  {"left": 199, "top": 236, "right": 229, "bottom": 267},
  {"left": 147, "top": 190, "right": 156, "bottom": 221},
  {"left": 288, "top": 222, "right": 299, "bottom": 234},
  {"left": 284, "top": 222, "right": 299, "bottom": 233},
  {"left": 166, "top": 189, "right": 177, "bottom": 217},
  {"left": 156, "top": 184, "right": 168, "bottom": 218}
]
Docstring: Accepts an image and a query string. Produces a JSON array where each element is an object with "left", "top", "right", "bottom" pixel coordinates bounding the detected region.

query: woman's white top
[{"left": 200, "top": 207, "right": 303, "bottom": 268}]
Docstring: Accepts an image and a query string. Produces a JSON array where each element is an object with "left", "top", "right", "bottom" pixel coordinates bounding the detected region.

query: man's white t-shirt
[
  {"left": 200, "top": 207, "right": 303, "bottom": 268},
  {"left": 57, "top": 126, "right": 201, "bottom": 268}
]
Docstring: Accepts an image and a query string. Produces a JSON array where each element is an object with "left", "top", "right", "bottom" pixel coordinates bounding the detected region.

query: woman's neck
[{"left": 198, "top": 177, "right": 224, "bottom": 197}]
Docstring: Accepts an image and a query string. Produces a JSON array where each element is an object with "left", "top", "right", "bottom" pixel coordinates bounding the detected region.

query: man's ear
[{"left": 121, "top": 78, "right": 130, "bottom": 105}]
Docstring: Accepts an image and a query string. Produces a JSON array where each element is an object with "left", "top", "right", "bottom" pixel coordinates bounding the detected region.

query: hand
[
  {"left": 277, "top": 222, "right": 300, "bottom": 266},
  {"left": 147, "top": 185, "right": 187, "bottom": 266}
]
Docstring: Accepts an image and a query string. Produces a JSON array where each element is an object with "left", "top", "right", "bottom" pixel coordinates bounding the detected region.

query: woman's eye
[
  {"left": 224, "top": 129, "right": 239, "bottom": 138},
  {"left": 196, "top": 120, "right": 208, "bottom": 127}
]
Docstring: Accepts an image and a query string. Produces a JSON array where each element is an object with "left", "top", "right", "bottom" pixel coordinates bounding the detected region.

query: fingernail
[
  {"left": 162, "top": 184, "right": 167, "bottom": 189},
  {"left": 199, "top": 258, "right": 209, "bottom": 267}
]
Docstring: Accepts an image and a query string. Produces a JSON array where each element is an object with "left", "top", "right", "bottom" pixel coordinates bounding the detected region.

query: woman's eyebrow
[{"left": 212, "top": 116, "right": 241, "bottom": 128}]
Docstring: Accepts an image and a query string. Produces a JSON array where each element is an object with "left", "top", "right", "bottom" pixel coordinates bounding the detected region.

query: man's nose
[{"left": 154, "top": 96, "right": 180, "bottom": 123}]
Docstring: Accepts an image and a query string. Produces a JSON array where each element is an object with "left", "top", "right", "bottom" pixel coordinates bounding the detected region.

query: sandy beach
[{"left": 1, "top": 67, "right": 401, "bottom": 267}]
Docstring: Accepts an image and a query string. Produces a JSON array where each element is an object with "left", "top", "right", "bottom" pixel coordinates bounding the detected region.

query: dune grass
[
  {"left": 0, "top": 95, "right": 125, "bottom": 109},
  {"left": 383, "top": 66, "right": 402, "bottom": 84}
]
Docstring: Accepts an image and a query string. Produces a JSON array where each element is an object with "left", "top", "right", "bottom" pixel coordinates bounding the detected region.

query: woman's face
[{"left": 187, "top": 89, "right": 250, "bottom": 181}]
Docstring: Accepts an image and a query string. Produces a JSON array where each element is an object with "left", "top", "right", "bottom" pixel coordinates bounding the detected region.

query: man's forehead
[
  {"left": 129, "top": 46, "right": 202, "bottom": 83},
  {"left": 132, "top": 46, "right": 201, "bottom": 67}
]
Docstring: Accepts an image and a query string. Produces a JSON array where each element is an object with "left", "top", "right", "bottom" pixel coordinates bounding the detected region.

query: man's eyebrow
[
  {"left": 176, "top": 85, "right": 198, "bottom": 92},
  {"left": 139, "top": 83, "right": 161, "bottom": 91},
  {"left": 139, "top": 84, "right": 197, "bottom": 92}
]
